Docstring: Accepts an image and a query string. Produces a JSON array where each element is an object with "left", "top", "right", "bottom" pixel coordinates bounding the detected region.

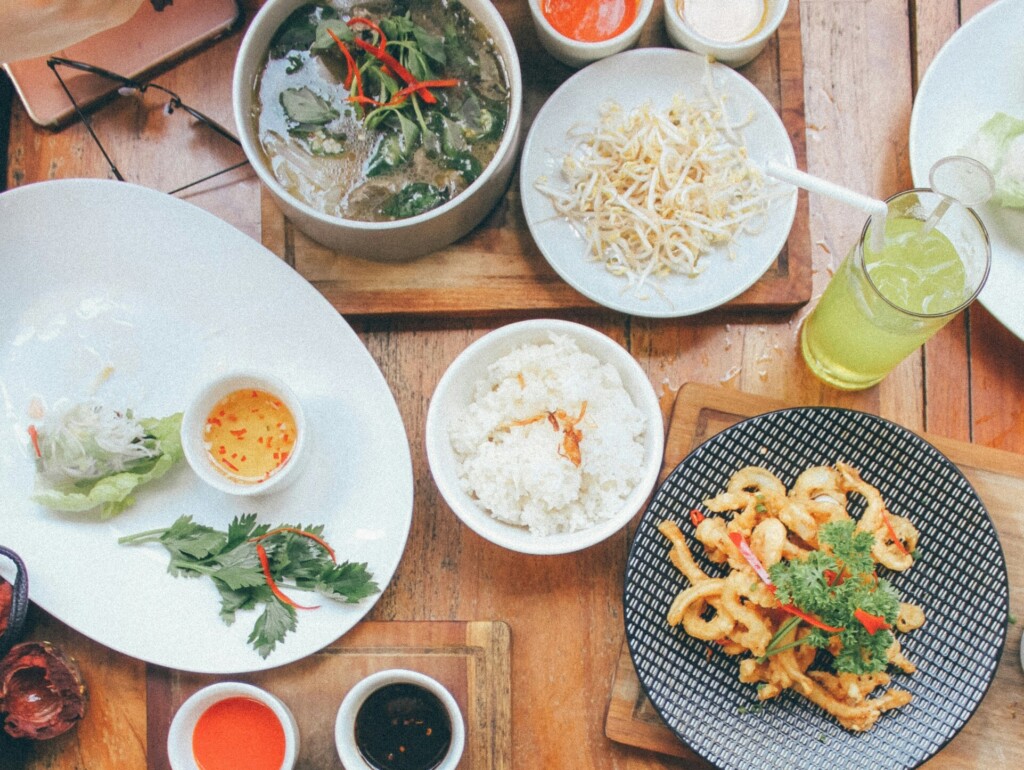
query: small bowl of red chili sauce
[
  {"left": 528, "top": 0, "right": 655, "bottom": 69},
  {"left": 181, "top": 371, "right": 307, "bottom": 497},
  {"left": 167, "top": 681, "right": 299, "bottom": 770},
  {"left": 335, "top": 669, "right": 465, "bottom": 770}
]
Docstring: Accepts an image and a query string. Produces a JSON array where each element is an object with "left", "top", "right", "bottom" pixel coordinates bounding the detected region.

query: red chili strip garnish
[
  {"left": 251, "top": 527, "right": 336, "bottom": 563},
  {"left": 853, "top": 608, "right": 891, "bottom": 635},
  {"left": 880, "top": 508, "right": 911, "bottom": 557},
  {"left": 346, "top": 16, "right": 387, "bottom": 47},
  {"left": 27, "top": 425, "right": 41, "bottom": 458},
  {"left": 350, "top": 37, "right": 437, "bottom": 103},
  {"left": 689, "top": 508, "right": 705, "bottom": 527},
  {"left": 256, "top": 543, "right": 320, "bottom": 610},
  {"left": 728, "top": 531, "right": 775, "bottom": 589},
  {"left": 780, "top": 603, "right": 845, "bottom": 634},
  {"left": 327, "top": 28, "right": 364, "bottom": 98}
]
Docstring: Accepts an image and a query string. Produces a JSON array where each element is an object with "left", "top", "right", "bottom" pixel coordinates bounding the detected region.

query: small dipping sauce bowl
[
  {"left": 167, "top": 682, "right": 299, "bottom": 770},
  {"left": 664, "top": 0, "right": 789, "bottom": 68},
  {"left": 181, "top": 371, "right": 307, "bottom": 496},
  {"left": 335, "top": 669, "right": 465, "bottom": 770},
  {"left": 528, "top": 0, "right": 654, "bottom": 69}
]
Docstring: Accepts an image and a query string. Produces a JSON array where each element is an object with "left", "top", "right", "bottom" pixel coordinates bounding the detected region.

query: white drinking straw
[{"left": 763, "top": 161, "right": 889, "bottom": 251}]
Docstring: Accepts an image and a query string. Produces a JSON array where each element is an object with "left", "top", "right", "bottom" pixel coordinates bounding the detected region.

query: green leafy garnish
[
  {"left": 119, "top": 514, "right": 379, "bottom": 658},
  {"left": 762, "top": 520, "right": 901, "bottom": 675},
  {"left": 280, "top": 87, "right": 339, "bottom": 126},
  {"left": 381, "top": 182, "right": 449, "bottom": 219}
]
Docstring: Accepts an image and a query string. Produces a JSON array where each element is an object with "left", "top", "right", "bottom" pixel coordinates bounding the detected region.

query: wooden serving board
[
  {"left": 146, "top": 620, "right": 511, "bottom": 770},
  {"left": 604, "top": 384, "right": 1024, "bottom": 767},
  {"left": 260, "top": 0, "right": 812, "bottom": 317}
]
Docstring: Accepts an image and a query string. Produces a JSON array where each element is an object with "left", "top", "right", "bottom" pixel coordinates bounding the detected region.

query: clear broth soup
[{"left": 254, "top": 0, "right": 510, "bottom": 222}]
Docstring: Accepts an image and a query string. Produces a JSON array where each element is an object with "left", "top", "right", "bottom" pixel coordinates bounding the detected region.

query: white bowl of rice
[{"left": 425, "top": 319, "right": 664, "bottom": 555}]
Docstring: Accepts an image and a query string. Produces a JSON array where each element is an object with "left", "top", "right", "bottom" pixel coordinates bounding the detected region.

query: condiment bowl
[
  {"left": 180, "top": 370, "right": 307, "bottom": 497},
  {"left": 167, "top": 681, "right": 299, "bottom": 770},
  {"left": 528, "top": 0, "right": 655, "bottom": 69},
  {"left": 335, "top": 669, "right": 465, "bottom": 770},
  {"left": 425, "top": 319, "right": 664, "bottom": 556},
  {"left": 232, "top": 0, "right": 523, "bottom": 261},
  {"left": 663, "top": 0, "right": 789, "bottom": 68}
]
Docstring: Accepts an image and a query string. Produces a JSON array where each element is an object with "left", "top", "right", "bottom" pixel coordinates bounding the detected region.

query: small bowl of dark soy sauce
[{"left": 335, "top": 669, "right": 465, "bottom": 770}]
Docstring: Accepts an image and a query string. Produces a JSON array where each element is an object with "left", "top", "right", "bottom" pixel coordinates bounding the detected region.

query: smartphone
[{"left": 3, "top": 0, "right": 242, "bottom": 128}]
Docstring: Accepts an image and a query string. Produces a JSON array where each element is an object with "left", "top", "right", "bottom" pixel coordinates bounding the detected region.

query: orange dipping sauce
[
  {"left": 541, "top": 0, "right": 638, "bottom": 43},
  {"left": 203, "top": 388, "right": 297, "bottom": 485},
  {"left": 192, "top": 696, "right": 286, "bottom": 770}
]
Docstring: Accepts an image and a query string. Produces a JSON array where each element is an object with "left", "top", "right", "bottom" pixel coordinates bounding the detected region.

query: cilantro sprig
[
  {"left": 119, "top": 514, "right": 378, "bottom": 658},
  {"left": 761, "top": 520, "right": 901, "bottom": 675}
]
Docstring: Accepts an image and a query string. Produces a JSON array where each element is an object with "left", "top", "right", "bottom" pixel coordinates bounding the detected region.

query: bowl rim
[
  {"left": 425, "top": 319, "right": 665, "bottom": 556},
  {"left": 527, "top": 0, "right": 655, "bottom": 52},
  {"left": 167, "top": 681, "right": 299, "bottom": 770},
  {"left": 180, "top": 369, "right": 307, "bottom": 497},
  {"left": 231, "top": 0, "right": 523, "bottom": 233},
  {"left": 334, "top": 668, "right": 465, "bottom": 770},
  {"left": 663, "top": 0, "right": 789, "bottom": 52}
]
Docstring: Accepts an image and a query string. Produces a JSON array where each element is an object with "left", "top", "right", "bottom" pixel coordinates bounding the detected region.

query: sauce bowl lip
[
  {"left": 180, "top": 369, "right": 307, "bottom": 497},
  {"left": 231, "top": 0, "right": 524, "bottom": 233},
  {"left": 167, "top": 681, "right": 299, "bottom": 770},
  {"left": 334, "top": 668, "right": 466, "bottom": 770},
  {"left": 528, "top": 0, "right": 655, "bottom": 53},
  {"left": 663, "top": 0, "right": 790, "bottom": 54}
]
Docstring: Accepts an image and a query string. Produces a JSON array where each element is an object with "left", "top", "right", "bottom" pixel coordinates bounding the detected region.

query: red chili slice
[
  {"left": 252, "top": 527, "right": 336, "bottom": 563},
  {"left": 689, "top": 508, "right": 705, "bottom": 527},
  {"left": 853, "top": 608, "right": 891, "bottom": 635},
  {"left": 256, "top": 544, "right": 320, "bottom": 610},
  {"left": 26, "top": 425, "right": 41, "bottom": 459}
]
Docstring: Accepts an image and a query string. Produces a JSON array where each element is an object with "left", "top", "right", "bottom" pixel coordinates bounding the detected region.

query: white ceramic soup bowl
[
  {"left": 425, "top": 319, "right": 665, "bottom": 556},
  {"left": 664, "top": 0, "right": 789, "bottom": 68},
  {"left": 527, "top": 0, "right": 654, "bottom": 69},
  {"left": 233, "top": 0, "right": 523, "bottom": 261}
]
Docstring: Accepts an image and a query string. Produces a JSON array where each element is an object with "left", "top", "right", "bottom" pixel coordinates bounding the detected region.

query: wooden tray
[
  {"left": 146, "top": 620, "right": 511, "bottom": 770},
  {"left": 260, "top": 1, "right": 812, "bottom": 317},
  {"left": 604, "top": 383, "right": 1024, "bottom": 767}
]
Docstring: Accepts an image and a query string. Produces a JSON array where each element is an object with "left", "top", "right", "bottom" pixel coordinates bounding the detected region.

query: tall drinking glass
[{"left": 801, "top": 189, "right": 991, "bottom": 390}]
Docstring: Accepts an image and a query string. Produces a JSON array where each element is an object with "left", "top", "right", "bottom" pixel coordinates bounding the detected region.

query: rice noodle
[{"left": 534, "top": 66, "right": 769, "bottom": 291}]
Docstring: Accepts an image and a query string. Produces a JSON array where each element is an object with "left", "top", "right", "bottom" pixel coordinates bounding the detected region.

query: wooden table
[{"left": 2, "top": 1, "right": 1022, "bottom": 768}]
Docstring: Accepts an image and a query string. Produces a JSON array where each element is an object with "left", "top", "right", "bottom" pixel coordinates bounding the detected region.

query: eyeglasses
[{"left": 47, "top": 56, "right": 249, "bottom": 195}]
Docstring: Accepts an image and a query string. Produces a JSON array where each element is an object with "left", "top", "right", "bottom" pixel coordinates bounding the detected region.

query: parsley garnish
[
  {"left": 120, "top": 514, "right": 379, "bottom": 658},
  {"left": 761, "top": 520, "right": 901, "bottom": 675}
]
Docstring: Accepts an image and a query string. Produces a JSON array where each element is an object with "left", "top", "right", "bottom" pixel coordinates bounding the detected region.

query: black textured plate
[{"left": 624, "top": 407, "right": 1009, "bottom": 770}]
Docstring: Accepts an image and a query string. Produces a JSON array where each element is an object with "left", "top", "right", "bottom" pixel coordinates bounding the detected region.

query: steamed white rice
[{"left": 449, "top": 333, "right": 647, "bottom": 536}]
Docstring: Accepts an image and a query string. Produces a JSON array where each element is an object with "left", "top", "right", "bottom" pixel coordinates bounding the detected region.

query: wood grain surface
[
  {"left": 3, "top": 2, "right": 1023, "bottom": 769},
  {"left": 605, "top": 383, "right": 1024, "bottom": 766}
]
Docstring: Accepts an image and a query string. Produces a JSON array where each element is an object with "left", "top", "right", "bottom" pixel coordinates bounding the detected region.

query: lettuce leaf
[
  {"left": 963, "top": 112, "right": 1024, "bottom": 208},
  {"left": 32, "top": 412, "right": 184, "bottom": 518}
]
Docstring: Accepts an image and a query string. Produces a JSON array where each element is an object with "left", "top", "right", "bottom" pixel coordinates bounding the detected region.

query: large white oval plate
[
  {"left": 909, "top": 0, "right": 1024, "bottom": 340},
  {"left": 0, "top": 180, "right": 413, "bottom": 673},
  {"left": 520, "top": 48, "right": 797, "bottom": 318}
]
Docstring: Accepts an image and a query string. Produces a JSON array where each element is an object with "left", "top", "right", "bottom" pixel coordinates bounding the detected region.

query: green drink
[{"left": 801, "top": 190, "right": 990, "bottom": 390}]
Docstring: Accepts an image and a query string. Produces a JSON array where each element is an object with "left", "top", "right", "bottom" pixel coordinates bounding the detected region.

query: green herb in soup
[{"left": 254, "top": 0, "right": 510, "bottom": 222}]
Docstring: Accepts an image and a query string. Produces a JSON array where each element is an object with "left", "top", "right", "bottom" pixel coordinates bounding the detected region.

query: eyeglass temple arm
[{"left": 46, "top": 58, "right": 126, "bottom": 181}]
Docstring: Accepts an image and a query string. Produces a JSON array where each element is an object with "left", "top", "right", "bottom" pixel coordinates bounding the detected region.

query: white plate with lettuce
[
  {"left": 0, "top": 180, "right": 413, "bottom": 673},
  {"left": 910, "top": 0, "right": 1024, "bottom": 340}
]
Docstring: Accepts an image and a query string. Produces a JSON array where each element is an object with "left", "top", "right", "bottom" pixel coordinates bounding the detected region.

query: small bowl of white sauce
[{"left": 664, "top": 0, "right": 789, "bottom": 68}]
